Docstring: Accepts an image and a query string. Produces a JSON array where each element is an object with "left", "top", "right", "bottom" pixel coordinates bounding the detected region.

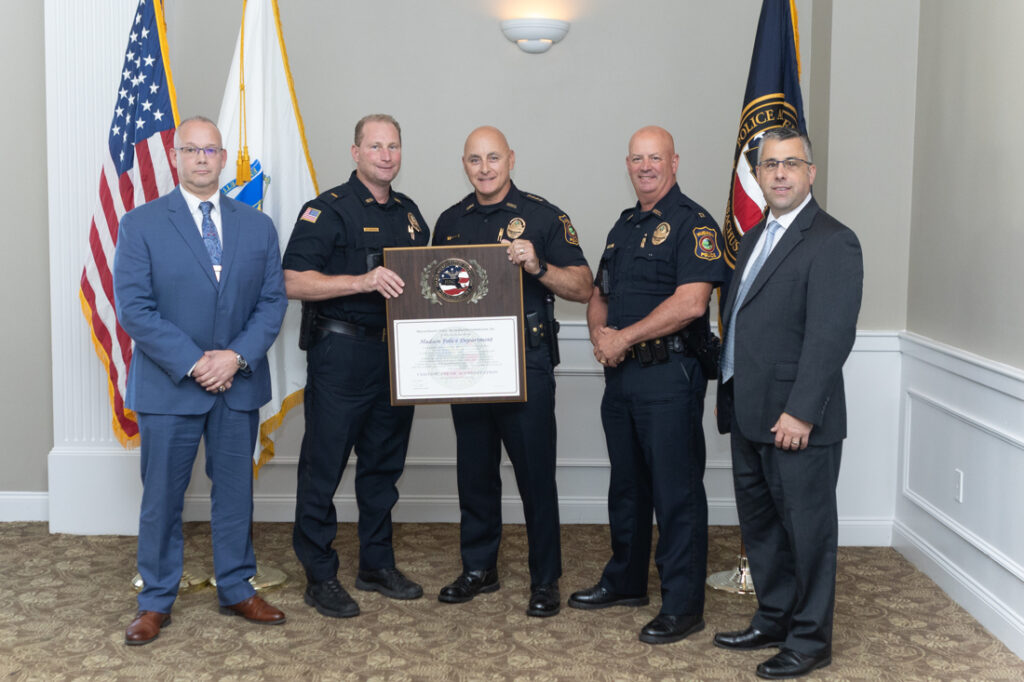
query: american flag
[{"left": 79, "top": 0, "right": 178, "bottom": 446}]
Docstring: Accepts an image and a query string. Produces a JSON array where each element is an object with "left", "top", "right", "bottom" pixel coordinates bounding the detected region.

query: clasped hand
[
  {"left": 192, "top": 350, "right": 238, "bottom": 393},
  {"left": 591, "top": 326, "right": 628, "bottom": 368}
]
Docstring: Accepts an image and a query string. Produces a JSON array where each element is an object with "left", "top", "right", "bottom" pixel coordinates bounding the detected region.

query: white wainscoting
[
  {"left": 893, "top": 332, "right": 1024, "bottom": 659},
  {"left": 41, "top": 325, "right": 901, "bottom": 546}
]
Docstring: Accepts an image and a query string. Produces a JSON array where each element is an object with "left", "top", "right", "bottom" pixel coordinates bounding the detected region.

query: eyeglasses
[
  {"left": 758, "top": 158, "right": 812, "bottom": 171},
  {"left": 175, "top": 145, "right": 223, "bottom": 158}
]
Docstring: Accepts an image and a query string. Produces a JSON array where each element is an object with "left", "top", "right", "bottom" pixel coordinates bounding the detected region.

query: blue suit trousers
[{"left": 136, "top": 401, "right": 258, "bottom": 612}]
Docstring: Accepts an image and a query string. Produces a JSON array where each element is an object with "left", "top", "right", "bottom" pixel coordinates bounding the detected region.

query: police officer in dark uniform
[
  {"left": 433, "top": 126, "right": 592, "bottom": 617},
  {"left": 569, "top": 126, "right": 727, "bottom": 643},
  {"left": 283, "top": 114, "right": 429, "bottom": 619}
]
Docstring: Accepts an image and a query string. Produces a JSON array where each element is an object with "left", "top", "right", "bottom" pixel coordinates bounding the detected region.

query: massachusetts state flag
[
  {"left": 217, "top": 0, "right": 318, "bottom": 475},
  {"left": 721, "top": 0, "right": 806, "bottom": 270},
  {"left": 79, "top": 0, "right": 179, "bottom": 447}
]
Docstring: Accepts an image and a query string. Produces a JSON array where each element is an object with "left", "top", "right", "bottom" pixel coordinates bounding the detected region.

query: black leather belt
[{"left": 316, "top": 317, "right": 386, "bottom": 342}]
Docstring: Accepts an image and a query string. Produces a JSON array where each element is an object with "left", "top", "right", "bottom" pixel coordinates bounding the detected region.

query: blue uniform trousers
[
  {"left": 451, "top": 347, "right": 561, "bottom": 587},
  {"left": 136, "top": 402, "right": 259, "bottom": 613},
  {"left": 598, "top": 353, "right": 708, "bottom": 616},
  {"left": 293, "top": 331, "right": 414, "bottom": 582}
]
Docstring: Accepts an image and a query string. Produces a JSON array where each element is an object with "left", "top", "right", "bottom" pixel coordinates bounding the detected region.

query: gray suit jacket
[{"left": 717, "top": 197, "right": 863, "bottom": 445}]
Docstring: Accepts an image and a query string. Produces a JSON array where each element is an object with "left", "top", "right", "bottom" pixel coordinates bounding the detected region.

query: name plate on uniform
[{"left": 384, "top": 244, "right": 526, "bottom": 405}]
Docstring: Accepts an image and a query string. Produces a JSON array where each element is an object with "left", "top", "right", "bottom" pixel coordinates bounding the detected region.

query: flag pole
[
  {"left": 706, "top": 540, "right": 756, "bottom": 594},
  {"left": 707, "top": 0, "right": 806, "bottom": 598}
]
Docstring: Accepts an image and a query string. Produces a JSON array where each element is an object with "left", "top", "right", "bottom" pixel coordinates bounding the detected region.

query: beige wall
[
  {"left": 822, "top": 0, "right": 919, "bottom": 332},
  {"left": 24, "top": 0, "right": 1023, "bottom": 495},
  {"left": 1, "top": 0, "right": 51, "bottom": 491},
  {"left": 163, "top": 0, "right": 781, "bottom": 325},
  {"left": 909, "top": 0, "right": 1024, "bottom": 368}
]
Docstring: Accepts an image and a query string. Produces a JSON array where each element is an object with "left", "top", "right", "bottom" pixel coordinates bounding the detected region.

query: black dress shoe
[
  {"left": 304, "top": 578, "right": 360, "bottom": 618},
  {"left": 355, "top": 567, "right": 424, "bottom": 600},
  {"left": 567, "top": 584, "right": 649, "bottom": 610},
  {"left": 638, "top": 613, "right": 705, "bottom": 644},
  {"left": 438, "top": 568, "right": 500, "bottom": 603},
  {"left": 526, "top": 584, "right": 560, "bottom": 618},
  {"left": 713, "top": 625, "right": 785, "bottom": 650},
  {"left": 756, "top": 649, "right": 831, "bottom": 679}
]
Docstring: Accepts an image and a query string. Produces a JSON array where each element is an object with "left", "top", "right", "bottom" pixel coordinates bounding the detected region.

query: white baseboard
[
  {"left": 893, "top": 520, "right": 1024, "bottom": 659},
  {"left": 0, "top": 492, "right": 49, "bottom": 522}
]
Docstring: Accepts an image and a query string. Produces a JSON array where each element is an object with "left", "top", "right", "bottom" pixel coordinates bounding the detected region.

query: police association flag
[
  {"left": 80, "top": 0, "right": 179, "bottom": 447},
  {"left": 721, "top": 0, "right": 807, "bottom": 270},
  {"left": 217, "top": 0, "right": 318, "bottom": 475}
]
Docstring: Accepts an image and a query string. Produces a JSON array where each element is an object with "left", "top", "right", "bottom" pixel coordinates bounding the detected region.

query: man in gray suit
[{"left": 713, "top": 127, "right": 863, "bottom": 679}]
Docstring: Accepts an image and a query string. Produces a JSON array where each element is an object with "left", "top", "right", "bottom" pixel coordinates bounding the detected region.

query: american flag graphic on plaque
[{"left": 437, "top": 261, "right": 472, "bottom": 299}]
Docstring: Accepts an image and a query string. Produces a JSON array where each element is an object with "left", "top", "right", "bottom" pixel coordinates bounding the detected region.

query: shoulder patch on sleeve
[
  {"left": 559, "top": 214, "right": 579, "bottom": 245},
  {"left": 692, "top": 226, "right": 722, "bottom": 261},
  {"left": 301, "top": 207, "right": 321, "bottom": 223}
]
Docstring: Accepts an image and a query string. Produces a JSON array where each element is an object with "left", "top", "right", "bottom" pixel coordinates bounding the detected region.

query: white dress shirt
[{"left": 740, "top": 192, "right": 813, "bottom": 282}]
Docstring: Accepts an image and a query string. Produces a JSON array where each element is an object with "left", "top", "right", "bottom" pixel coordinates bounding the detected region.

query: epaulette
[
  {"left": 392, "top": 190, "right": 417, "bottom": 207},
  {"left": 673, "top": 190, "right": 709, "bottom": 220},
  {"left": 521, "top": 191, "right": 569, "bottom": 219},
  {"left": 318, "top": 183, "right": 352, "bottom": 204},
  {"left": 452, "top": 192, "right": 475, "bottom": 213}
]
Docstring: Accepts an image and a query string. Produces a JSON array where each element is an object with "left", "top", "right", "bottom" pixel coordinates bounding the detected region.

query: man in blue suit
[{"left": 113, "top": 116, "right": 289, "bottom": 645}]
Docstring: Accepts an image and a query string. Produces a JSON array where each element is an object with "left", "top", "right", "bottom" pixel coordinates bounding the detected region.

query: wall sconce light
[{"left": 501, "top": 18, "right": 570, "bottom": 54}]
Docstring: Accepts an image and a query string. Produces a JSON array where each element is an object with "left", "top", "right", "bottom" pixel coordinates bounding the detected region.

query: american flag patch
[{"left": 301, "top": 207, "right": 321, "bottom": 223}]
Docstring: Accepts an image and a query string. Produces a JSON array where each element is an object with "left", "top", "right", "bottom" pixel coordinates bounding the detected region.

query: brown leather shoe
[
  {"left": 219, "top": 594, "right": 286, "bottom": 624},
  {"left": 124, "top": 610, "right": 171, "bottom": 645}
]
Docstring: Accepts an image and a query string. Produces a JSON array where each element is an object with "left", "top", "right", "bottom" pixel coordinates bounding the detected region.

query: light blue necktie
[
  {"left": 200, "top": 201, "right": 222, "bottom": 267},
  {"left": 721, "top": 220, "right": 782, "bottom": 382}
]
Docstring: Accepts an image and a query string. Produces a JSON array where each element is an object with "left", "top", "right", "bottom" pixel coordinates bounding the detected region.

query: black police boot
[{"left": 437, "top": 568, "right": 500, "bottom": 603}]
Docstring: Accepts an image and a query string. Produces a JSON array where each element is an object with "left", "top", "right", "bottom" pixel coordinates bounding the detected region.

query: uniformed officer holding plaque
[
  {"left": 282, "top": 114, "right": 430, "bottom": 619},
  {"left": 432, "top": 126, "right": 592, "bottom": 617},
  {"left": 569, "top": 126, "right": 727, "bottom": 644}
]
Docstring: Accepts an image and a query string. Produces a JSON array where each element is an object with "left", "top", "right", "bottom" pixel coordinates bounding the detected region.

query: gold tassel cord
[{"left": 236, "top": 0, "right": 251, "bottom": 184}]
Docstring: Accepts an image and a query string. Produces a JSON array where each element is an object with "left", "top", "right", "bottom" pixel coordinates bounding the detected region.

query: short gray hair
[
  {"left": 173, "top": 115, "right": 219, "bottom": 145},
  {"left": 758, "top": 127, "right": 812, "bottom": 163}
]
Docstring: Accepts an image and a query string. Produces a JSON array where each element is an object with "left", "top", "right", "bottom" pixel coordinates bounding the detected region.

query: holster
[
  {"left": 298, "top": 301, "right": 318, "bottom": 351},
  {"left": 680, "top": 322, "right": 722, "bottom": 380}
]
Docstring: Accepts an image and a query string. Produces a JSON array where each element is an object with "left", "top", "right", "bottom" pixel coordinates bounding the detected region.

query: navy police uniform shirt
[
  {"left": 599, "top": 183, "right": 727, "bottom": 329},
  {"left": 432, "top": 182, "right": 588, "bottom": 316},
  {"left": 282, "top": 171, "right": 430, "bottom": 328}
]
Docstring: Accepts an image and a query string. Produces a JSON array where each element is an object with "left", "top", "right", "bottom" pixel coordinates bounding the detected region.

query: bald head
[
  {"left": 627, "top": 126, "right": 680, "bottom": 211},
  {"left": 629, "top": 126, "right": 675, "bottom": 156},
  {"left": 462, "top": 126, "right": 516, "bottom": 205},
  {"left": 465, "top": 126, "right": 509, "bottom": 156}
]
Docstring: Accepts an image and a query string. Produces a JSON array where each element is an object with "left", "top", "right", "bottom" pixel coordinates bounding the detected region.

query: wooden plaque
[{"left": 384, "top": 244, "right": 526, "bottom": 405}]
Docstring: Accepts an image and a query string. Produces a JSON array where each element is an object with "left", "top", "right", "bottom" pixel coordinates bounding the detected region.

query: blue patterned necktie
[
  {"left": 200, "top": 201, "right": 222, "bottom": 268},
  {"left": 721, "top": 220, "right": 782, "bottom": 382}
]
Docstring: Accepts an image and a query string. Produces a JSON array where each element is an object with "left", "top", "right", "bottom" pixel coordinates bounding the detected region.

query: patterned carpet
[{"left": 0, "top": 522, "right": 1021, "bottom": 680}]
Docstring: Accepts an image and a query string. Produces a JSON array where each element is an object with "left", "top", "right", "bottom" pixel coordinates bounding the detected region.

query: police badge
[
  {"left": 505, "top": 217, "right": 526, "bottom": 240},
  {"left": 652, "top": 222, "right": 671, "bottom": 246}
]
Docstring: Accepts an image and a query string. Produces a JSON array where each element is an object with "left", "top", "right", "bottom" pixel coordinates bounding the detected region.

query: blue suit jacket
[{"left": 113, "top": 187, "right": 287, "bottom": 415}]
